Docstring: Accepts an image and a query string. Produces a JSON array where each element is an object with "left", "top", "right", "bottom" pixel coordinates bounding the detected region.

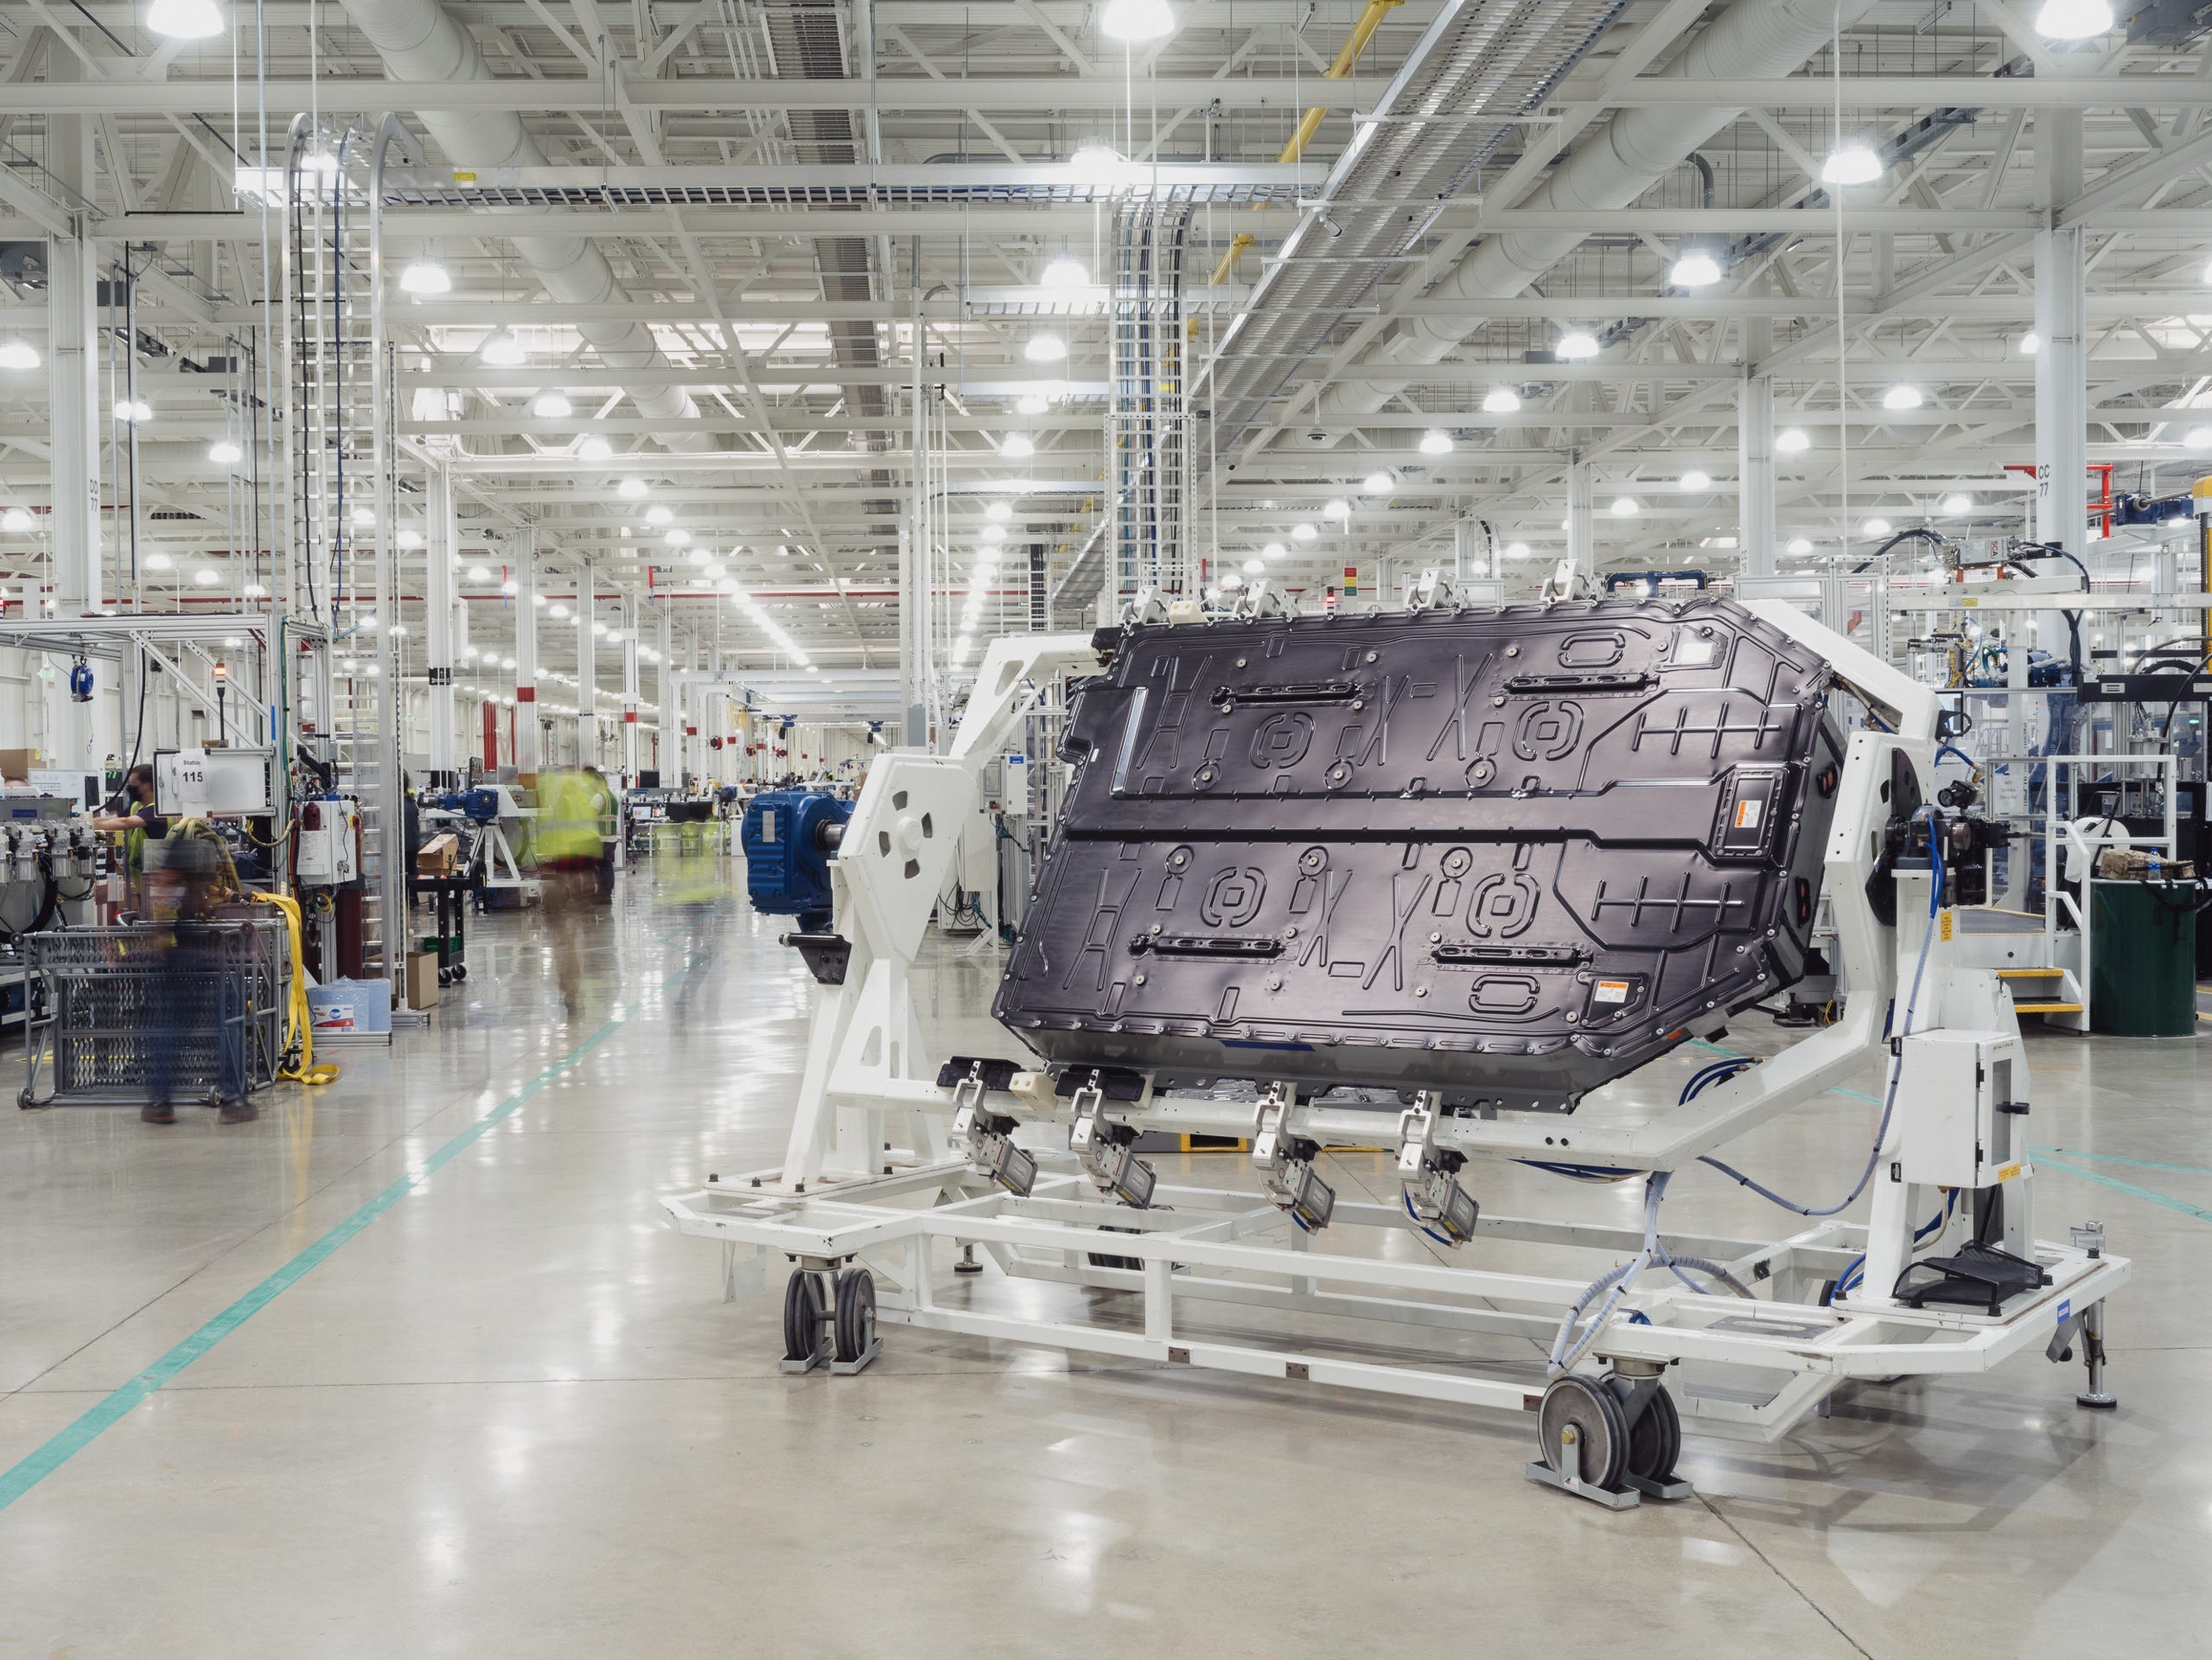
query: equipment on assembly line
[
  {"left": 740, "top": 788, "right": 854, "bottom": 939},
  {"left": 663, "top": 586, "right": 2128, "bottom": 1509}
]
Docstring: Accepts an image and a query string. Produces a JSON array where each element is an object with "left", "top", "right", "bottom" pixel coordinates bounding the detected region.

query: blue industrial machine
[
  {"left": 437, "top": 788, "right": 504, "bottom": 824},
  {"left": 740, "top": 788, "right": 853, "bottom": 934}
]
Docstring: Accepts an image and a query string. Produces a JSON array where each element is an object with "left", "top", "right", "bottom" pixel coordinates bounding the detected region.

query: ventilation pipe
[
  {"left": 336, "top": 0, "right": 713, "bottom": 451},
  {"left": 1327, "top": 0, "right": 1880, "bottom": 417}
]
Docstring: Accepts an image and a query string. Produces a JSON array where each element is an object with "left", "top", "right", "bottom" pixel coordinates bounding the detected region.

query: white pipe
[
  {"left": 1329, "top": 0, "right": 1880, "bottom": 417},
  {"left": 338, "top": 0, "right": 713, "bottom": 450}
]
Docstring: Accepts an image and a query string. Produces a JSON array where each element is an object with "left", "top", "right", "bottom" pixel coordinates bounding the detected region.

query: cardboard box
[
  {"left": 2096, "top": 847, "right": 2196, "bottom": 881},
  {"left": 0, "top": 748, "right": 41, "bottom": 785},
  {"left": 404, "top": 950, "right": 440, "bottom": 1011},
  {"left": 306, "top": 978, "right": 392, "bottom": 1036},
  {"left": 417, "top": 832, "right": 460, "bottom": 877}
]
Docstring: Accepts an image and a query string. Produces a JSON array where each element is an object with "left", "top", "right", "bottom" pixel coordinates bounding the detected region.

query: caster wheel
[
  {"left": 17, "top": 1088, "right": 32, "bottom": 1109},
  {"left": 832, "top": 1267, "right": 877, "bottom": 1363},
  {"left": 455, "top": 964, "right": 469, "bottom": 983},
  {"left": 781, "top": 1269, "right": 826, "bottom": 1363},
  {"left": 1621, "top": 1381, "right": 1681, "bottom": 1484},
  {"left": 437, "top": 968, "right": 453, "bottom": 987},
  {"left": 1537, "top": 1374, "right": 1629, "bottom": 1491}
]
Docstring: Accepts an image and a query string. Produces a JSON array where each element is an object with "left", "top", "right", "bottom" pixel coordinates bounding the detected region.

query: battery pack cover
[{"left": 992, "top": 598, "right": 1845, "bottom": 1112}]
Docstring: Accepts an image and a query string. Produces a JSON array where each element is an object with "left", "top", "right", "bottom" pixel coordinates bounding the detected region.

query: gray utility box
[{"left": 994, "top": 598, "right": 1845, "bottom": 1112}]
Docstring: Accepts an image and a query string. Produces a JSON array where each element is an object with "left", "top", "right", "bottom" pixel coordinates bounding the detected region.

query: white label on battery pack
[
  {"left": 1676, "top": 638, "right": 1714, "bottom": 665},
  {"left": 1734, "top": 798, "right": 1763, "bottom": 830},
  {"left": 1592, "top": 979, "right": 1630, "bottom": 1004}
]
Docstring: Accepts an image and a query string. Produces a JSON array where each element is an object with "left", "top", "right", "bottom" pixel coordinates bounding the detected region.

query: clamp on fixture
[
  {"left": 1068, "top": 1076, "right": 1157, "bottom": 1209},
  {"left": 1253, "top": 1082, "right": 1334, "bottom": 1232},
  {"left": 952, "top": 1062, "right": 1036, "bottom": 1197},
  {"left": 1396, "top": 1101, "right": 1481, "bottom": 1246}
]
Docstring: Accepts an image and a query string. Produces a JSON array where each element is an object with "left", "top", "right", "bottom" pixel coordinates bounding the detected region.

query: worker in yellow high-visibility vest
[{"left": 535, "top": 767, "right": 614, "bottom": 1015}]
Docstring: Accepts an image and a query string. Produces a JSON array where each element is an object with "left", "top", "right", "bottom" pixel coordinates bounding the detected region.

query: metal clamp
[
  {"left": 953, "top": 1063, "right": 1036, "bottom": 1197},
  {"left": 1069, "top": 1082, "right": 1156, "bottom": 1209},
  {"left": 1252, "top": 1082, "right": 1334, "bottom": 1231},
  {"left": 1396, "top": 1100, "right": 1480, "bottom": 1245}
]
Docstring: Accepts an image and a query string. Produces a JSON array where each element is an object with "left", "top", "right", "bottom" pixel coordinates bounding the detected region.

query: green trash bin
[{"left": 2088, "top": 878, "right": 2199, "bottom": 1037}]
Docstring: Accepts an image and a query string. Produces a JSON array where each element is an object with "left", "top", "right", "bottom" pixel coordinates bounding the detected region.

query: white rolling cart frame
[{"left": 662, "top": 596, "right": 2128, "bottom": 1507}]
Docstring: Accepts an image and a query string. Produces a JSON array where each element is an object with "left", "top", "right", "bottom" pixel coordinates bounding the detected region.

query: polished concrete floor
[{"left": 1, "top": 867, "right": 2208, "bottom": 1658}]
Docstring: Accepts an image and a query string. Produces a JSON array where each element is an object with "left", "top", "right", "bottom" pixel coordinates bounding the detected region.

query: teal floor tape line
[
  {"left": 0, "top": 923, "right": 716, "bottom": 1517},
  {"left": 2030, "top": 1144, "right": 2212, "bottom": 1180},
  {"left": 2024, "top": 1150, "right": 2212, "bottom": 1224}
]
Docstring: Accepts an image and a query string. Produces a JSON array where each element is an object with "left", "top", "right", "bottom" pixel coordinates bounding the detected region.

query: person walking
[{"left": 534, "top": 768, "right": 610, "bottom": 1015}]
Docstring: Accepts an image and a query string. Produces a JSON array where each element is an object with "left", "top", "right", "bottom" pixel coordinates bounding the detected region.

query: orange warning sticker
[
  {"left": 1592, "top": 979, "right": 1630, "bottom": 1004},
  {"left": 1734, "top": 799, "right": 1763, "bottom": 830}
]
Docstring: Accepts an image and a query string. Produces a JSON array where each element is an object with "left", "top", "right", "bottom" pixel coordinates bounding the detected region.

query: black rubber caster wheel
[
  {"left": 833, "top": 1267, "right": 877, "bottom": 1363},
  {"left": 781, "top": 1269, "right": 826, "bottom": 1363},
  {"left": 1622, "top": 1381, "right": 1681, "bottom": 1484},
  {"left": 437, "top": 967, "right": 453, "bottom": 987},
  {"left": 1537, "top": 1374, "right": 1629, "bottom": 1491},
  {"left": 455, "top": 963, "right": 469, "bottom": 982}
]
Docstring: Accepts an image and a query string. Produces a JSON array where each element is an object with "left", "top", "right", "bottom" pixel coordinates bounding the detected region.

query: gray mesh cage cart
[{"left": 20, "top": 915, "right": 290, "bottom": 1108}]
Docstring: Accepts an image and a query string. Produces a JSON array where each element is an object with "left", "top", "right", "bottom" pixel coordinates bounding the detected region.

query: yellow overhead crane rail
[{"left": 1208, "top": 0, "right": 1401, "bottom": 287}]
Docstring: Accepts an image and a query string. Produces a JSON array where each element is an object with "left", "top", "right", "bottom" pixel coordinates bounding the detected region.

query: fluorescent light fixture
[
  {"left": 980, "top": 523, "right": 1005, "bottom": 543},
  {"left": 1498, "top": 540, "right": 1529, "bottom": 560},
  {"left": 1678, "top": 469, "right": 1711, "bottom": 492},
  {"left": 1555, "top": 329, "right": 1599, "bottom": 361},
  {"left": 193, "top": 567, "right": 219, "bottom": 586},
  {"left": 1291, "top": 522, "right": 1317, "bottom": 542},
  {"left": 1787, "top": 537, "right": 1814, "bottom": 554},
  {"left": 1362, "top": 470, "right": 1395, "bottom": 493},
  {"left": 646, "top": 505, "right": 673, "bottom": 525},
  {"left": 351, "top": 505, "right": 373, "bottom": 527},
  {"left": 1262, "top": 542, "right": 1286, "bottom": 560},
  {"left": 1001, "top": 433, "right": 1036, "bottom": 458},
  {"left": 0, "top": 340, "right": 41, "bottom": 371},
  {"left": 2019, "top": 331, "right": 2040, "bottom": 354},
  {"left": 147, "top": 0, "right": 224, "bottom": 39},
  {"left": 2035, "top": 0, "right": 2112, "bottom": 37},
  {"left": 665, "top": 528, "right": 691, "bottom": 546},
  {"left": 1323, "top": 498, "right": 1350, "bottom": 520},
  {"left": 1941, "top": 493, "right": 1974, "bottom": 515},
  {"left": 113, "top": 399, "right": 152, "bottom": 424},
  {"left": 1669, "top": 248, "right": 1722, "bottom": 288},
  {"left": 1070, "top": 143, "right": 1123, "bottom": 171},
  {"left": 531, "top": 391, "right": 573, "bottom": 418},
  {"left": 1820, "top": 144, "right": 1883, "bottom": 186},
  {"left": 399, "top": 259, "right": 451, "bottom": 296},
  {"left": 1016, "top": 393, "right": 1051, "bottom": 415},
  {"left": 1775, "top": 427, "right": 1810, "bottom": 453},
  {"left": 578, "top": 436, "right": 613, "bottom": 462},
  {"left": 1610, "top": 496, "right": 1640, "bottom": 517},
  {"left": 395, "top": 529, "right": 421, "bottom": 548},
  {"left": 1100, "top": 0, "right": 1175, "bottom": 41},
  {"left": 986, "top": 501, "right": 1012, "bottom": 520},
  {"left": 1041, "top": 257, "right": 1089, "bottom": 288},
  {"left": 147, "top": 552, "right": 173, "bottom": 570},
  {"left": 618, "top": 477, "right": 648, "bottom": 499},
  {"left": 1024, "top": 334, "right": 1068, "bottom": 363},
  {"left": 468, "top": 564, "right": 492, "bottom": 582},
  {"left": 1242, "top": 558, "right": 1265, "bottom": 574},
  {"left": 244, "top": 581, "right": 266, "bottom": 597},
  {"left": 592, "top": 621, "right": 609, "bottom": 636},
  {"left": 208, "top": 439, "right": 243, "bottom": 464},
  {"left": 550, "top": 603, "right": 571, "bottom": 618},
  {"left": 481, "top": 329, "right": 526, "bottom": 366},
  {"left": 1882, "top": 385, "right": 1923, "bottom": 411},
  {"left": 1, "top": 508, "right": 32, "bottom": 532},
  {"left": 2184, "top": 426, "right": 2212, "bottom": 450},
  {"left": 1418, "top": 429, "right": 1453, "bottom": 456},
  {"left": 1864, "top": 517, "right": 1893, "bottom": 537},
  {"left": 1482, "top": 386, "right": 1520, "bottom": 414}
]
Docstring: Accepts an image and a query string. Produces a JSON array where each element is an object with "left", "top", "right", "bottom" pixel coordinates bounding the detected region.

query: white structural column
[
  {"left": 47, "top": 63, "right": 100, "bottom": 769},
  {"left": 621, "top": 592, "right": 641, "bottom": 782},
  {"left": 514, "top": 539, "right": 540, "bottom": 776},
  {"left": 1738, "top": 312, "right": 1776, "bottom": 578},
  {"left": 424, "top": 464, "right": 456, "bottom": 784},
  {"left": 576, "top": 561, "right": 596, "bottom": 769},
  {"left": 1566, "top": 460, "right": 1594, "bottom": 578},
  {"left": 2035, "top": 110, "right": 2088, "bottom": 557},
  {"left": 654, "top": 605, "right": 673, "bottom": 777}
]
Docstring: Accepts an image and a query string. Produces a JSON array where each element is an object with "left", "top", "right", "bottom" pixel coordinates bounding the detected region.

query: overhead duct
[
  {"left": 762, "top": 0, "right": 897, "bottom": 554},
  {"left": 335, "top": 0, "right": 714, "bottom": 451},
  {"left": 1326, "top": 0, "right": 1881, "bottom": 417}
]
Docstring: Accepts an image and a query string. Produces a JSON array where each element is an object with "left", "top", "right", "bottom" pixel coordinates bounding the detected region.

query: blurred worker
[
  {"left": 92, "top": 763, "right": 168, "bottom": 915},
  {"left": 535, "top": 766, "right": 615, "bottom": 1014},
  {"left": 581, "top": 765, "right": 619, "bottom": 903},
  {"left": 139, "top": 825, "right": 252, "bottom": 1125}
]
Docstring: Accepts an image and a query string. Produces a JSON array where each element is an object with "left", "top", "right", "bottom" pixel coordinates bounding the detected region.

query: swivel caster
[
  {"left": 830, "top": 1267, "right": 881, "bottom": 1375},
  {"left": 454, "top": 963, "right": 469, "bottom": 983},
  {"left": 780, "top": 1269, "right": 829, "bottom": 1374},
  {"left": 437, "top": 967, "right": 453, "bottom": 987}
]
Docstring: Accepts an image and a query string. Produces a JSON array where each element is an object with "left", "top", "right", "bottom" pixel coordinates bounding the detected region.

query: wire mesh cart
[{"left": 19, "top": 915, "right": 290, "bottom": 1109}]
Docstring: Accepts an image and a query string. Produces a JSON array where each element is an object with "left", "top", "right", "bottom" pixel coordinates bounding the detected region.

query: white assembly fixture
[{"left": 662, "top": 599, "right": 2126, "bottom": 1509}]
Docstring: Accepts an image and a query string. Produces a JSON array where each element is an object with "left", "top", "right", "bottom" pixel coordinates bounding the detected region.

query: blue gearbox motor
[{"left": 740, "top": 788, "right": 853, "bottom": 933}]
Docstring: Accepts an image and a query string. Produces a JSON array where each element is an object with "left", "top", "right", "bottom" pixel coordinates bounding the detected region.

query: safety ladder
[{"left": 1997, "top": 965, "right": 2089, "bottom": 1031}]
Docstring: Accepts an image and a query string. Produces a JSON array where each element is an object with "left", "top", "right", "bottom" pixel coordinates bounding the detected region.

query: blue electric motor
[
  {"left": 438, "top": 788, "right": 504, "bottom": 824},
  {"left": 740, "top": 788, "right": 853, "bottom": 933}
]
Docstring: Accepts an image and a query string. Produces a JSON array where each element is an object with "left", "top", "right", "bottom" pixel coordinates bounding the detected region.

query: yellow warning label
[
  {"left": 1940, "top": 909, "right": 1954, "bottom": 942},
  {"left": 1997, "top": 1162, "right": 2024, "bottom": 1182},
  {"left": 1960, "top": 595, "right": 1980, "bottom": 607},
  {"left": 454, "top": 170, "right": 477, "bottom": 182}
]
